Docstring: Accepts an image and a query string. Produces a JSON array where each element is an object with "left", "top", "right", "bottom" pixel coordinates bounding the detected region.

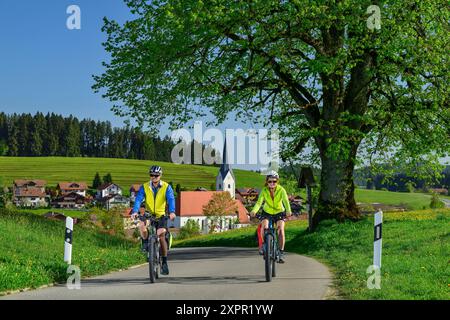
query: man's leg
[
  {"left": 139, "top": 220, "right": 149, "bottom": 251},
  {"left": 157, "top": 228, "right": 168, "bottom": 257},
  {"left": 157, "top": 216, "right": 170, "bottom": 275}
]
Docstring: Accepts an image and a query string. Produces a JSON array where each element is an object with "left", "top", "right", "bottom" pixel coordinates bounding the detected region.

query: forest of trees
[
  {"left": 0, "top": 112, "right": 175, "bottom": 161},
  {"left": 0, "top": 112, "right": 220, "bottom": 164}
]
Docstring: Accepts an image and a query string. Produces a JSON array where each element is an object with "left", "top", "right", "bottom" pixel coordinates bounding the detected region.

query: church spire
[{"left": 220, "top": 139, "right": 234, "bottom": 180}]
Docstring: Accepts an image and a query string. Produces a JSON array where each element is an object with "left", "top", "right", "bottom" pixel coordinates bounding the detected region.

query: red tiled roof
[
  {"left": 53, "top": 192, "right": 88, "bottom": 202},
  {"left": 16, "top": 189, "right": 46, "bottom": 197},
  {"left": 176, "top": 191, "right": 248, "bottom": 221},
  {"left": 236, "top": 199, "right": 249, "bottom": 223},
  {"left": 236, "top": 188, "right": 260, "bottom": 195},
  {"left": 176, "top": 191, "right": 223, "bottom": 216},
  {"left": 97, "top": 183, "right": 120, "bottom": 190},
  {"left": 58, "top": 182, "right": 88, "bottom": 190},
  {"left": 14, "top": 180, "right": 46, "bottom": 187}
]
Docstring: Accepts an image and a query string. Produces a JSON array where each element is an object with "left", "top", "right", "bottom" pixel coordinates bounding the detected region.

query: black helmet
[{"left": 149, "top": 165, "right": 163, "bottom": 175}]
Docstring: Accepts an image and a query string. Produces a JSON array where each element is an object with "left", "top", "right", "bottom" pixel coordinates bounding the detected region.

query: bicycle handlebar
[{"left": 132, "top": 212, "right": 169, "bottom": 224}]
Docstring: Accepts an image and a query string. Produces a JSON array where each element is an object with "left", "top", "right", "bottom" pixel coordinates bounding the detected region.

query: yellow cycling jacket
[
  {"left": 143, "top": 180, "right": 169, "bottom": 217},
  {"left": 251, "top": 185, "right": 292, "bottom": 215}
]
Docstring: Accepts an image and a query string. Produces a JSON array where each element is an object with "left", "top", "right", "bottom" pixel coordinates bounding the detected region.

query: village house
[
  {"left": 289, "top": 195, "right": 304, "bottom": 215},
  {"left": 51, "top": 192, "right": 90, "bottom": 209},
  {"left": 13, "top": 180, "right": 49, "bottom": 208},
  {"left": 96, "top": 182, "right": 122, "bottom": 200},
  {"left": 57, "top": 182, "right": 88, "bottom": 197},
  {"left": 102, "top": 194, "right": 130, "bottom": 211},
  {"left": 95, "top": 183, "right": 129, "bottom": 210},
  {"left": 235, "top": 187, "right": 261, "bottom": 204}
]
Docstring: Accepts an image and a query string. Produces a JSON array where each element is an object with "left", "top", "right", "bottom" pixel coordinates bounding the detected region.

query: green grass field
[
  {"left": 0, "top": 208, "right": 145, "bottom": 295},
  {"left": 174, "top": 209, "right": 450, "bottom": 300},
  {"left": 0, "top": 157, "right": 265, "bottom": 194},
  {"left": 354, "top": 189, "right": 434, "bottom": 211}
]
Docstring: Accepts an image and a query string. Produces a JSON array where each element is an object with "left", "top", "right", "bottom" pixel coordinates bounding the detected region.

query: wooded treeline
[{"left": 0, "top": 112, "right": 175, "bottom": 161}]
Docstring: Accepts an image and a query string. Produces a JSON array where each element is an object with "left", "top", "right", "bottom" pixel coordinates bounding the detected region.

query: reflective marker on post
[
  {"left": 64, "top": 217, "right": 74, "bottom": 265},
  {"left": 373, "top": 210, "right": 383, "bottom": 268}
]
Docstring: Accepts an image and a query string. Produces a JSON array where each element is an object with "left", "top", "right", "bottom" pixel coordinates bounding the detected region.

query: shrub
[
  {"left": 178, "top": 219, "right": 201, "bottom": 240},
  {"left": 88, "top": 207, "right": 125, "bottom": 236},
  {"left": 405, "top": 181, "right": 415, "bottom": 193},
  {"left": 430, "top": 193, "right": 445, "bottom": 209}
]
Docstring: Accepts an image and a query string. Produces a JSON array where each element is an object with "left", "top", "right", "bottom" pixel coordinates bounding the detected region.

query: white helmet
[{"left": 266, "top": 170, "right": 279, "bottom": 180}]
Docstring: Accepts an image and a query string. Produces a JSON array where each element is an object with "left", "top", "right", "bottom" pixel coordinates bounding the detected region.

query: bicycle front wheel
[
  {"left": 264, "top": 234, "right": 273, "bottom": 282},
  {"left": 271, "top": 241, "right": 277, "bottom": 278},
  {"left": 148, "top": 237, "right": 157, "bottom": 283}
]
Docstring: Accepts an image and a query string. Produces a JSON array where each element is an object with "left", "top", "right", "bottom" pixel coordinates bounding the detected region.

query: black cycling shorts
[
  {"left": 153, "top": 216, "right": 169, "bottom": 231},
  {"left": 140, "top": 215, "right": 169, "bottom": 231},
  {"left": 257, "top": 211, "right": 286, "bottom": 222}
]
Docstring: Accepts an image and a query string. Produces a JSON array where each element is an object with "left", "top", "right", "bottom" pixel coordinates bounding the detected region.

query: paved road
[{"left": 1, "top": 247, "right": 333, "bottom": 300}]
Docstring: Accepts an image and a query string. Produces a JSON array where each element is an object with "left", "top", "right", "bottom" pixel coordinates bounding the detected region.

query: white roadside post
[
  {"left": 373, "top": 210, "right": 383, "bottom": 268},
  {"left": 64, "top": 217, "right": 74, "bottom": 265}
]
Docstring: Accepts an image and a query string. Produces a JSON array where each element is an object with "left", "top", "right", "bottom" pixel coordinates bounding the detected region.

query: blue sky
[
  {"left": 0, "top": 0, "right": 134, "bottom": 127},
  {"left": 0, "top": 0, "right": 269, "bottom": 169},
  {"left": 0, "top": 0, "right": 262, "bottom": 132}
]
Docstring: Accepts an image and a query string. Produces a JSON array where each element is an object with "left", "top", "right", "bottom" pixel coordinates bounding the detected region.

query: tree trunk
[{"left": 312, "top": 143, "right": 361, "bottom": 229}]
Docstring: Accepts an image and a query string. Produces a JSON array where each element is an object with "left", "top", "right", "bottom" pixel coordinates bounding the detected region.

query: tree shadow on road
[
  {"left": 81, "top": 275, "right": 265, "bottom": 286},
  {"left": 169, "top": 247, "right": 257, "bottom": 261}
]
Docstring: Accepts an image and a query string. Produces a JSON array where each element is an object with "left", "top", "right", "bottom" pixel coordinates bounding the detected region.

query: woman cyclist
[{"left": 250, "top": 171, "right": 292, "bottom": 263}]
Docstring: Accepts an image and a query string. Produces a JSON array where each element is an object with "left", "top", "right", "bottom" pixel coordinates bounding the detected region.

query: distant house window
[
  {"left": 219, "top": 184, "right": 221, "bottom": 189},
  {"left": 228, "top": 184, "right": 231, "bottom": 188}
]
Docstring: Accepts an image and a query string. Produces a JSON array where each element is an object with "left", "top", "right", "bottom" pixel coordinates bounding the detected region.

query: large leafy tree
[{"left": 93, "top": 0, "right": 449, "bottom": 228}]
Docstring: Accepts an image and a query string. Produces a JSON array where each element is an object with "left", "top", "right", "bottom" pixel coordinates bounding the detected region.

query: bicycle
[
  {"left": 262, "top": 215, "right": 282, "bottom": 282},
  {"left": 259, "top": 212, "right": 299, "bottom": 282},
  {"left": 134, "top": 212, "right": 167, "bottom": 283}
]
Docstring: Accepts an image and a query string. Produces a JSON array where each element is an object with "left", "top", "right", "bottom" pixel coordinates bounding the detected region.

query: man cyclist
[
  {"left": 131, "top": 165, "right": 176, "bottom": 275},
  {"left": 250, "top": 171, "right": 292, "bottom": 263}
]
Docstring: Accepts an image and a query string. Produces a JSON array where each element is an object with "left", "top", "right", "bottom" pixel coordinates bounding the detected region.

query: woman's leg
[
  {"left": 261, "top": 219, "right": 269, "bottom": 244},
  {"left": 277, "top": 220, "right": 285, "bottom": 250}
]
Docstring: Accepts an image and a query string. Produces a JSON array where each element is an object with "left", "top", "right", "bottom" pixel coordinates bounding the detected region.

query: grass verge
[{"left": 0, "top": 209, "right": 145, "bottom": 295}]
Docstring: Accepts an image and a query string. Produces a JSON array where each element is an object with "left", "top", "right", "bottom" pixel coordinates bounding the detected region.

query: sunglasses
[
  {"left": 268, "top": 180, "right": 278, "bottom": 184},
  {"left": 150, "top": 174, "right": 161, "bottom": 178}
]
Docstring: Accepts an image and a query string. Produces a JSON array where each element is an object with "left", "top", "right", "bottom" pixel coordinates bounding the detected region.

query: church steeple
[
  {"left": 219, "top": 138, "right": 235, "bottom": 180},
  {"left": 216, "top": 139, "right": 236, "bottom": 199}
]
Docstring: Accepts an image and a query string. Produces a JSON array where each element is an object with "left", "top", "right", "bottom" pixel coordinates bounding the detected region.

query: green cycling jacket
[{"left": 251, "top": 185, "right": 292, "bottom": 215}]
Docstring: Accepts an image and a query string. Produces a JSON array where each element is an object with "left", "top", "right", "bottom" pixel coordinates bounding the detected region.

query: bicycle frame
[
  {"left": 262, "top": 216, "right": 282, "bottom": 282},
  {"left": 135, "top": 212, "right": 163, "bottom": 283},
  {"left": 265, "top": 218, "right": 281, "bottom": 260}
]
